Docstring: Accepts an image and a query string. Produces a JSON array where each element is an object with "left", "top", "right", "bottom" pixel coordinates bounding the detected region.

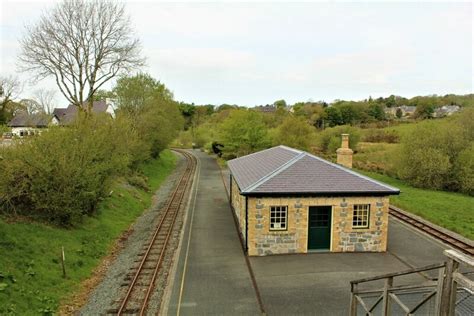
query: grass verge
[
  {"left": 0, "top": 150, "right": 176, "bottom": 315},
  {"left": 358, "top": 170, "right": 474, "bottom": 240}
]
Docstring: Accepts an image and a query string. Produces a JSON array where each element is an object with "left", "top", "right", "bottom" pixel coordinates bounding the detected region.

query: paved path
[{"left": 166, "top": 150, "right": 260, "bottom": 315}]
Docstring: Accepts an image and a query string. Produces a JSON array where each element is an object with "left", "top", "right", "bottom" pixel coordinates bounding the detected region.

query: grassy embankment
[
  {"left": 0, "top": 150, "right": 176, "bottom": 315},
  {"left": 358, "top": 170, "right": 474, "bottom": 240},
  {"left": 353, "top": 119, "right": 473, "bottom": 240}
]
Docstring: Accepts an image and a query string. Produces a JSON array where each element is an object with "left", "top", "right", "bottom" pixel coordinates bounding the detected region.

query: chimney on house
[{"left": 336, "top": 134, "right": 353, "bottom": 168}]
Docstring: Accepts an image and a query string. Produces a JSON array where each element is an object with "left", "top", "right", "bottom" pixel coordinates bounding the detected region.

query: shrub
[
  {"left": 397, "top": 147, "right": 451, "bottom": 189},
  {"left": 455, "top": 144, "right": 474, "bottom": 195},
  {"left": 396, "top": 119, "right": 471, "bottom": 192},
  {"left": 0, "top": 115, "right": 138, "bottom": 226},
  {"left": 0, "top": 125, "right": 10, "bottom": 134},
  {"left": 127, "top": 174, "right": 150, "bottom": 191},
  {"left": 317, "top": 125, "right": 361, "bottom": 154},
  {"left": 362, "top": 129, "right": 399, "bottom": 143}
]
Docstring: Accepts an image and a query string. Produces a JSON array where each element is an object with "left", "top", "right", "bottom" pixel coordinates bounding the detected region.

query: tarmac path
[{"left": 166, "top": 150, "right": 261, "bottom": 315}]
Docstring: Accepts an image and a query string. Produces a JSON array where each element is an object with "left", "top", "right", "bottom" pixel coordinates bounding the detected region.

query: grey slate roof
[
  {"left": 53, "top": 101, "right": 109, "bottom": 125},
  {"left": 8, "top": 112, "right": 51, "bottom": 127},
  {"left": 228, "top": 145, "right": 400, "bottom": 196}
]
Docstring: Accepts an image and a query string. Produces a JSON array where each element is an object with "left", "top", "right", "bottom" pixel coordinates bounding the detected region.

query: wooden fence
[{"left": 350, "top": 250, "right": 473, "bottom": 315}]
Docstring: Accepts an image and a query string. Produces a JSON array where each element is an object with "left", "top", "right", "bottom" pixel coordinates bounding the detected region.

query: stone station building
[{"left": 228, "top": 138, "right": 400, "bottom": 256}]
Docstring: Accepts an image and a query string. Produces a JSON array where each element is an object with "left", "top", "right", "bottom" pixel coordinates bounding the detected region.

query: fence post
[
  {"left": 434, "top": 265, "right": 445, "bottom": 316},
  {"left": 350, "top": 283, "right": 358, "bottom": 316},
  {"left": 440, "top": 258, "right": 458, "bottom": 315},
  {"left": 382, "top": 277, "right": 393, "bottom": 316},
  {"left": 448, "top": 261, "right": 459, "bottom": 316}
]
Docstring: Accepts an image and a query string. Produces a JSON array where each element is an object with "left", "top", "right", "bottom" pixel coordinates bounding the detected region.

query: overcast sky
[{"left": 1, "top": 0, "right": 472, "bottom": 106}]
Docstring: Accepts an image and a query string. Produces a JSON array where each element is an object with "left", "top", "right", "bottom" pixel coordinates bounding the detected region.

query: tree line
[
  {"left": 175, "top": 100, "right": 473, "bottom": 196},
  {"left": 0, "top": 0, "right": 183, "bottom": 226}
]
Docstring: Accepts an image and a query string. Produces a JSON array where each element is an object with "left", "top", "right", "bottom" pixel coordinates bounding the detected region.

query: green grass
[
  {"left": 358, "top": 170, "right": 474, "bottom": 240},
  {"left": 0, "top": 150, "right": 176, "bottom": 315}
]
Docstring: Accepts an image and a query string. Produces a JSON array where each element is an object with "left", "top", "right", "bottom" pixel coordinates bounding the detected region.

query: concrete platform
[
  {"left": 166, "top": 150, "right": 260, "bottom": 315},
  {"left": 250, "top": 219, "right": 448, "bottom": 315},
  {"left": 167, "top": 152, "right": 455, "bottom": 316}
]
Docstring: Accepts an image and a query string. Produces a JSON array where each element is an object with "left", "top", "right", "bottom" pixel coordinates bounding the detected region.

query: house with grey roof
[
  {"left": 433, "top": 105, "right": 461, "bottom": 118},
  {"left": 228, "top": 137, "right": 399, "bottom": 256},
  {"left": 7, "top": 112, "right": 51, "bottom": 137},
  {"left": 52, "top": 100, "right": 115, "bottom": 125}
]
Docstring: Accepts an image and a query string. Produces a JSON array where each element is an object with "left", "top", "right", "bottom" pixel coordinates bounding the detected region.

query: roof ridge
[
  {"left": 242, "top": 151, "right": 306, "bottom": 193},
  {"left": 278, "top": 145, "right": 303, "bottom": 154},
  {"left": 228, "top": 145, "right": 298, "bottom": 164},
  {"left": 303, "top": 152, "right": 399, "bottom": 192}
]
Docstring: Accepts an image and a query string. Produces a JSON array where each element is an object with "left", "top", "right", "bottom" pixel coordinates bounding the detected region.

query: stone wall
[
  {"left": 230, "top": 176, "right": 247, "bottom": 243},
  {"left": 246, "top": 196, "right": 389, "bottom": 256},
  {"left": 332, "top": 197, "right": 388, "bottom": 252}
]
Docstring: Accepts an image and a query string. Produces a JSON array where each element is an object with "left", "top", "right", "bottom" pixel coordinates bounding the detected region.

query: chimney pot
[{"left": 337, "top": 133, "right": 353, "bottom": 168}]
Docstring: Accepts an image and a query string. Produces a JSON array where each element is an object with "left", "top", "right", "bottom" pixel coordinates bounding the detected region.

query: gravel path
[{"left": 80, "top": 152, "right": 187, "bottom": 315}]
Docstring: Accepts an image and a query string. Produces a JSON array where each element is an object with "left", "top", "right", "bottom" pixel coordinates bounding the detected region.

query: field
[
  {"left": 0, "top": 150, "right": 176, "bottom": 315},
  {"left": 358, "top": 170, "right": 474, "bottom": 239}
]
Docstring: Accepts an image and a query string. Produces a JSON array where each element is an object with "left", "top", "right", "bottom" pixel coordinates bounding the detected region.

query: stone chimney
[{"left": 336, "top": 134, "right": 353, "bottom": 168}]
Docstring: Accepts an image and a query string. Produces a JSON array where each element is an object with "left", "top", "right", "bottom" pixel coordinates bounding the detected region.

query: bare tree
[
  {"left": 33, "top": 88, "right": 57, "bottom": 114},
  {"left": 19, "top": 0, "right": 144, "bottom": 112},
  {"left": 18, "top": 99, "right": 42, "bottom": 115},
  {"left": 0, "top": 75, "right": 23, "bottom": 124}
]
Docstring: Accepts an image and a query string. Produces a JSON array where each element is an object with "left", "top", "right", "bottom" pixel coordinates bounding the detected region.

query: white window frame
[
  {"left": 270, "top": 205, "right": 288, "bottom": 231},
  {"left": 352, "top": 204, "right": 370, "bottom": 229}
]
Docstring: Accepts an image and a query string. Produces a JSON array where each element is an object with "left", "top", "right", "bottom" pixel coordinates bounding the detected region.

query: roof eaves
[
  {"left": 242, "top": 151, "right": 306, "bottom": 193},
  {"left": 304, "top": 152, "right": 400, "bottom": 193},
  {"left": 241, "top": 190, "right": 401, "bottom": 197}
]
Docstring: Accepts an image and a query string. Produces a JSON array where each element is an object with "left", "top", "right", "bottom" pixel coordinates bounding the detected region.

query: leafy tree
[
  {"left": 92, "top": 89, "right": 115, "bottom": 102},
  {"left": 397, "top": 120, "right": 469, "bottom": 191},
  {"left": 396, "top": 108, "right": 403, "bottom": 119},
  {"left": 368, "top": 103, "right": 385, "bottom": 121},
  {"left": 113, "top": 73, "right": 183, "bottom": 157},
  {"left": 177, "top": 102, "right": 196, "bottom": 130},
  {"left": 19, "top": 0, "right": 144, "bottom": 111},
  {"left": 273, "top": 99, "right": 287, "bottom": 109},
  {"left": 324, "top": 107, "right": 343, "bottom": 127},
  {"left": 294, "top": 102, "right": 326, "bottom": 128},
  {"left": 114, "top": 73, "right": 173, "bottom": 115},
  {"left": 414, "top": 102, "right": 434, "bottom": 119},
  {"left": 218, "top": 109, "right": 270, "bottom": 158},
  {"left": 338, "top": 103, "right": 361, "bottom": 125},
  {"left": 272, "top": 115, "right": 315, "bottom": 150}
]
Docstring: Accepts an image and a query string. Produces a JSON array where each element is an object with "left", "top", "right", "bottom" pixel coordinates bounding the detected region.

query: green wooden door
[{"left": 308, "top": 206, "right": 332, "bottom": 250}]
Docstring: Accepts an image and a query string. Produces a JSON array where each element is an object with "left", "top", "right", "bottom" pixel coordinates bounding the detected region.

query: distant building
[
  {"left": 384, "top": 105, "right": 416, "bottom": 118},
  {"left": 7, "top": 112, "right": 51, "bottom": 137},
  {"left": 52, "top": 100, "right": 115, "bottom": 125},
  {"left": 253, "top": 105, "right": 277, "bottom": 113},
  {"left": 433, "top": 105, "right": 461, "bottom": 118}
]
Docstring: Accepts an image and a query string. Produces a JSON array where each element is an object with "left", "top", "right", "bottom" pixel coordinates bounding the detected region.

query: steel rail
[
  {"left": 389, "top": 206, "right": 474, "bottom": 256},
  {"left": 116, "top": 149, "right": 196, "bottom": 315}
]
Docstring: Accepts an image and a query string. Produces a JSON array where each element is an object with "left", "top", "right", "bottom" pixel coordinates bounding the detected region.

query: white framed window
[
  {"left": 353, "top": 204, "right": 370, "bottom": 228},
  {"left": 270, "top": 206, "right": 287, "bottom": 231}
]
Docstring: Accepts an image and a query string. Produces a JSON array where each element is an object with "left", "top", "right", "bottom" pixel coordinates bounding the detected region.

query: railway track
[
  {"left": 110, "top": 149, "right": 197, "bottom": 315},
  {"left": 389, "top": 206, "right": 474, "bottom": 256}
]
